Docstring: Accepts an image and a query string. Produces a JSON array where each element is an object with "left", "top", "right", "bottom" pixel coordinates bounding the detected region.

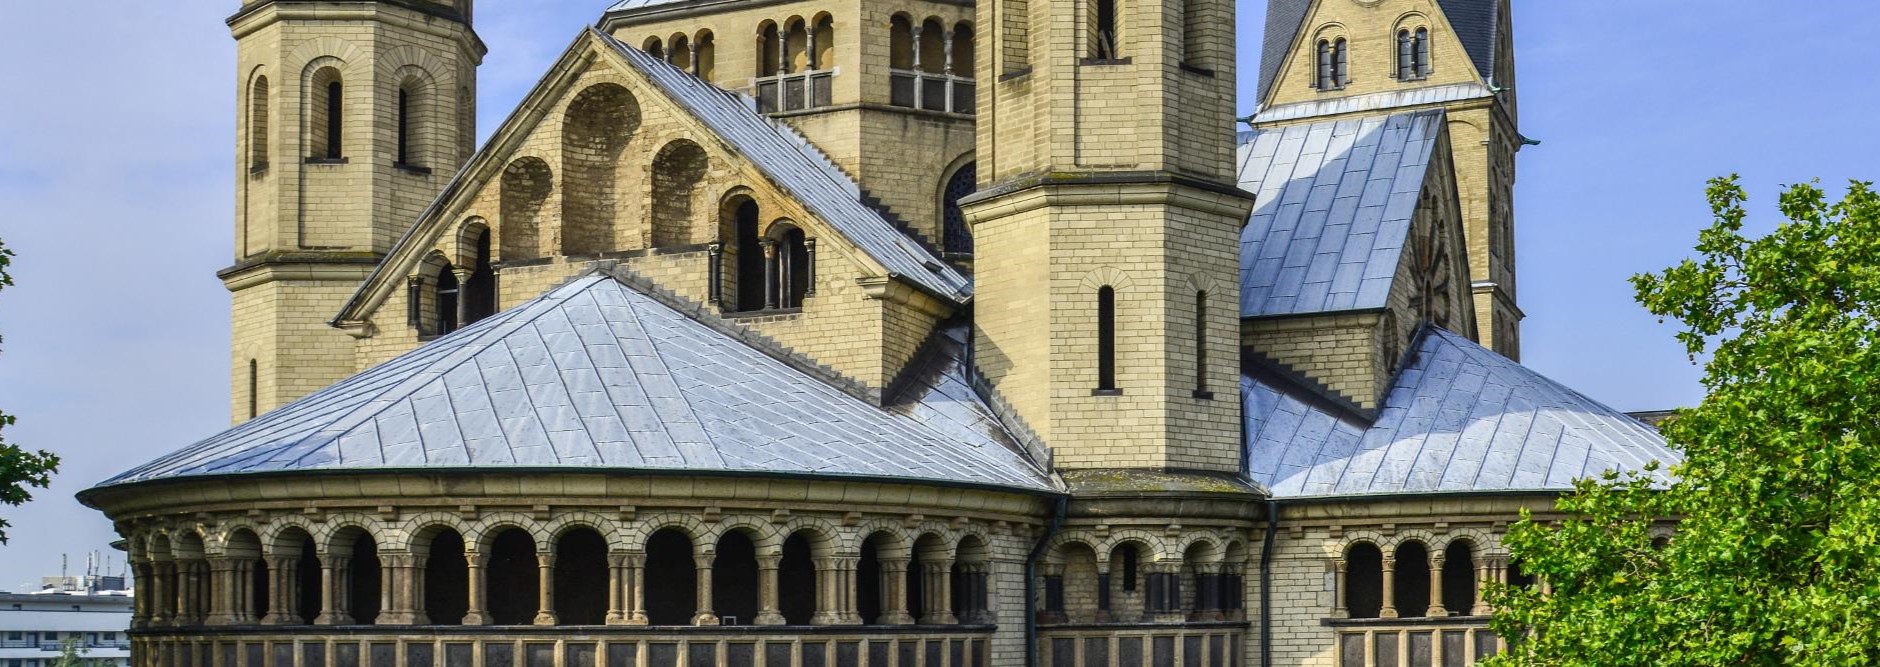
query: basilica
[{"left": 79, "top": 1, "right": 1679, "bottom": 666}]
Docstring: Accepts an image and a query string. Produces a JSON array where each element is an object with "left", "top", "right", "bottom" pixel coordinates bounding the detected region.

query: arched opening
[
  {"left": 643, "top": 36, "right": 664, "bottom": 59},
  {"left": 275, "top": 528, "right": 321, "bottom": 624},
  {"left": 950, "top": 23, "right": 974, "bottom": 75},
  {"left": 650, "top": 140, "right": 709, "bottom": 247},
  {"left": 561, "top": 83, "right": 641, "bottom": 256},
  {"left": 1316, "top": 39, "right": 1334, "bottom": 89},
  {"left": 951, "top": 536, "right": 989, "bottom": 623},
  {"left": 334, "top": 527, "right": 381, "bottom": 625},
  {"left": 759, "top": 23, "right": 782, "bottom": 76},
  {"left": 1344, "top": 543, "right": 1383, "bottom": 619},
  {"left": 462, "top": 226, "right": 497, "bottom": 324},
  {"left": 396, "top": 86, "right": 413, "bottom": 166},
  {"left": 1051, "top": 543, "right": 1099, "bottom": 623},
  {"left": 1091, "top": 0, "right": 1118, "bottom": 59},
  {"left": 773, "top": 226, "right": 811, "bottom": 309},
  {"left": 485, "top": 528, "right": 539, "bottom": 625},
  {"left": 919, "top": 19, "right": 946, "bottom": 75},
  {"left": 432, "top": 261, "right": 460, "bottom": 335},
  {"left": 721, "top": 197, "right": 764, "bottom": 312},
  {"left": 643, "top": 528, "right": 698, "bottom": 625},
  {"left": 1333, "top": 38, "right": 1350, "bottom": 87},
  {"left": 1414, "top": 28, "right": 1431, "bottom": 77},
  {"left": 310, "top": 68, "right": 344, "bottom": 159},
  {"left": 857, "top": 534, "right": 885, "bottom": 625},
  {"left": 909, "top": 533, "right": 949, "bottom": 624},
  {"left": 173, "top": 533, "right": 207, "bottom": 626},
  {"left": 890, "top": 16, "right": 914, "bottom": 70},
  {"left": 695, "top": 32, "right": 717, "bottom": 79},
  {"left": 1396, "top": 30, "right": 1416, "bottom": 80},
  {"left": 553, "top": 528, "right": 610, "bottom": 625},
  {"left": 813, "top": 16, "right": 835, "bottom": 70},
  {"left": 1441, "top": 540, "right": 1476, "bottom": 616},
  {"left": 784, "top": 19, "right": 809, "bottom": 73},
  {"left": 712, "top": 531, "right": 759, "bottom": 625},
  {"left": 248, "top": 75, "right": 270, "bottom": 170},
  {"left": 779, "top": 533, "right": 817, "bottom": 625},
  {"left": 1393, "top": 542, "right": 1430, "bottom": 618},
  {"left": 1107, "top": 542, "right": 1145, "bottom": 621},
  {"left": 1182, "top": 541, "right": 1223, "bottom": 621},
  {"left": 940, "top": 161, "right": 976, "bottom": 256},
  {"left": 420, "top": 528, "right": 469, "bottom": 626},
  {"left": 1097, "top": 286, "right": 1117, "bottom": 391},
  {"left": 1194, "top": 291, "right": 1209, "bottom": 394},
  {"left": 226, "top": 529, "right": 267, "bottom": 624},
  {"left": 499, "top": 157, "right": 552, "bottom": 261},
  {"left": 669, "top": 34, "right": 692, "bottom": 72}
]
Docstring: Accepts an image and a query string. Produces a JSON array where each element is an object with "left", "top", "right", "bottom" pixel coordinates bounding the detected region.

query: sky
[{"left": 0, "top": 0, "right": 1876, "bottom": 586}]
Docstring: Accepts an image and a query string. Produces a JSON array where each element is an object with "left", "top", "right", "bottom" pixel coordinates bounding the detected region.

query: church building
[{"left": 79, "top": 1, "right": 1678, "bottom": 666}]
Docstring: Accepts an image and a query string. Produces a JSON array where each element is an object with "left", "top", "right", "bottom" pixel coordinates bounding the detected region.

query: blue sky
[{"left": 0, "top": 0, "right": 1876, "bottom": 584}]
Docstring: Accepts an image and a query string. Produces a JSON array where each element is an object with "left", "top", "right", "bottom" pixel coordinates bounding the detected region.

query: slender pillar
[
  {"left": 204, "top": 558, "right": 232, "bottom": 625},
  {"left": 624, "top": 553, "right": 648, "bottom": 625},
  {"left": 131, "top": 562, "right": 152, "bottom": 628},
  {"left": 960, "top": 563, "right": 991, "bottom": 624},
  {"left": 803, "top": 239, "right": 817, "bottom": 296},
  {"left": 1472, "top": 558, "right": 1492, "bottom": 616},
  {"left": 315, "top": 555, "right": 352, "bottom": 625},
  {"left": 755, "top": 554, "right": 785, "bottom": 625},
  {"left": 909, "top": 23, "right": 925, "bottom": 109},
  {"left": 606, "top": 553, "right": 628, "bottom": 624},
  {"left": 263, "top": 557, "right": 295, "bottom": 624},
  {"left": 452, "top": 268, "right": 473, "bottom": 328},
  {"left": 462, "top": 553, "right": 489, "bottom": 625},
  {"left": 533, "top": 553, "right": 558, "bottom": 625},
  {"left": 806, "top": 28, "right": 818, "bottom": 70},
  {"left": 706, "top": 242, "right": 723, "bottom": 305},
  {"left": 1427, "top": 554, "right": 1448, "bottom": 617},
  {"left": 689, "top": 41, "right": 702, "bottom": 76},
  {"left": 1379, "top": 556, "right": 1398, "bottom": 619},
  {"left": 1193, "top": 564, "right": 1224, "bottom": 622},
  {"left": 811, "top": 557, "right": 841, "bottom": 625},
  {"left": 877, "top": 558, "right": 914, "bottom": 625},
  {"left": 692, "top": 554, "right": 720, "bottom": 626},
  {"left": 919, "top": 560, "right": 956, "bottom": 625},
  {"left": 760, "top": 240, "right": 779, "bottom": 310},
  {"left": 152, "top": 561, "right": 174, "bottom": 626}
]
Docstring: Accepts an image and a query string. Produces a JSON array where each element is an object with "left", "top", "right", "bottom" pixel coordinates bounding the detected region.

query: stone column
[
  {"left": 152, "top": 561, "right": 174, "bottom": 626},
  {"left": 839, "top": 557, "right": 862, "bottom": 625},
  {"left": 909, "top": 23, "right": 925, "bottom": 108},
  {"left": 919, "top": 560, "right": 956, "bottom": 625},
  {"left": 806, "top": 28, "right": 817, "bottom": 70},
  {"left": 811, "top": 557, "right": 841, "bottom": 625},
  {"left": 131, "top": 562, "right": 152, "bottom": 628},
  {"left": 204, "top": 558, "right": 232, "bottom": 625},
  {"left": 178, "top": 560, "right": 204, "bottom": 625},
  {"left": 692, "top": 554, "right": 720, "bottom": 626},
  {"left": 624, "top": 553, "right": 648, "bottom": 625},
  {"left": 1472, "top": 558, "right": 1492, "bottom": 616},
  {"left": 409, "top": 554, "right": 430, "bottom": 625},
  {"left": 1192, "top": 563, "right": 1224, "bottom": 622},
  {"left": 776, "top": 29, "right": 789, "bottom": 76},
  {"left": 755, "top": 554, "right": 785, "bottom": 625},
  {"left": 461, "top": 553, "right": 487, "bottom": 625},
  {"left": 452, "top": 268, "right": 473, "bottom": 327},
  {"left": 533, "top": 553, "right": 558, "bottom": 626},
  {"left": 877, "top": 558, "right": 914, "bottom": 625},
  {"left": 689, "top": 41, "right": 702, "bottom": 76},
  {"left": 606, "top": 553, "right": 628, "bottom": 624},
  {"left": 315, "top": 555, "right": 352, "bottom": 625},
  {"left": 803, "top": 240, "right": 817, "bottom": 296},
  {"left": 1379, "top": 556, "right": 1398, "bottom": 619},
  {"left": 941, "top": 30, "right": 955, "bottom": 111},
  {"left": 760, "top": 240, "right": 779, "bottom": 310},
  {"left": 1428, "top": 554, "right": 1448, "bottom": 617},
  {"left": 960, "top": 563, "right": 991, "bottom": 624},
  {"left": 263, "top": 557, "right": 295, "bottom": 624},
  {"left": 378, "top": 554, "right": 422, "bottom": 625}
]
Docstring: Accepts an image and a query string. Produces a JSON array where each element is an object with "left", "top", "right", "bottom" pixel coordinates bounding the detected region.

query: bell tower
[
  {"left": 224, "top": 0, "right": 484, "bottom": 422},
  {"left": 962, "top": 0, "right": 1253, "bottom": 471}
]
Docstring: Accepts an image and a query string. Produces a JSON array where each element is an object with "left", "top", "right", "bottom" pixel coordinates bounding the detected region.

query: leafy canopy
[
  {"left": 1486, "top": 178, "right": 1880, "bottom": 666},
  {"left": 0, "top": 236, "right": 61, "bottom": 544}
]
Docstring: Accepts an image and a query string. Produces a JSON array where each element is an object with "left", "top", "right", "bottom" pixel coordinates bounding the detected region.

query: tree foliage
[
  {"left": 1485, "top": 178, "right": 1880, "bottom": 665},
  {"left": 0, "top": 236, "right": 60, "bottom": 544}
]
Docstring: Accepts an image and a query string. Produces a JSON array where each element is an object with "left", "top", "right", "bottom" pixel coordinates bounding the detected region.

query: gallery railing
[
  {"left": 1326, "top": 616, "right": 1502, "bottom": 667},
  {"left": 1036, "top": 621, "right": 1245, "bottom": 667}
]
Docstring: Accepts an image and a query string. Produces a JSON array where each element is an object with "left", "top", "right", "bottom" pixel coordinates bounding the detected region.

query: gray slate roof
[
  {"left": 1256, "top": 0, "right": 1503, "bottom": 105},
  {"left": 1242, "top": 327, "right": 1682, "bottom": 498},
  {"left": 1251, "top": 83, "right": 1492, "bottom": 125},
  {"left": 596, "top": 30, "right": 974, "bottom": 303},
  {"left": 97, "top": 274, "right": 1049, "bottom": 492},
  {"left": 607, "top": 0, "right": 692, "bottom": 12},
  {"left": 1236, "top": 110, "right": 1443, "bottom": 318}
]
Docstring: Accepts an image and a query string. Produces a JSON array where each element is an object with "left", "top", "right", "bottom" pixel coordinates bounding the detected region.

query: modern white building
[{"left": 0, "top": 588, "right": 133, "bottom": 667}]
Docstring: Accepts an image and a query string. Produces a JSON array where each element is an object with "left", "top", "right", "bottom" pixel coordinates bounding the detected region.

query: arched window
[
  {"left": 433, "top": 262, "right": 460, "bottom": 335},
  {"left": 279, "top": 528, "right": 322, "bottom": 624},
  {"left": 695, "top": 31, "right": 717, "bottom": 79},
  {"left": 784, "top": 19, "right": 809, "bottom": 73},
  {"left": 1097, "top": 286, "right": 1117, "bottom": 392},
  {"left": 561, "top": 83, "right": 641, "bottom": 255},
  {"left": 940, "top": 161, "right": 976, "bottom": 255},
  {"left": 553, "top": 528, "right": 609, "bottom": 625},
  {"left": 1393, "top": 542, "right": 1431, "bottom": 618},
  {"left": 335, "top": 528, "right": 381, "bottom": 625},
  {"left": 1414, "top": 28, "right": 1431, "bottom": 77},
  {"left": 420, "top": 528, "right": 469, "bottom": 625},
  {"left": 1398, "top": 27, "right": 1431, "bottom": 80},
  {"left": 775, "top": 227, "right": 811, "bottom": 309},
  {"left": 499, "top": 157, "right": 552, "bottom": 261},
  {"left": 1441, "top": 540, "right": 1476, "bottom": 616},
  {"left": 463, "top": 227, "right": 497, "bottom": 324},
  {"left": 650, "top": 140, "right": 709, "bottom": 248},
  {"left": 225, "top": 529, "right": 267, "bottom": 624},
  {"left": 890, "top": 16, "right": 914, "bottom": 70},
  {"left": 712, "top": 531, "right": 759, "bottom": 625},
  {"left": 643, "top": 529, "right": 697, "bottom": 625},
  {"left": 813, "top": 16, "right": 835, "bottom": 70},
  {"left": 760, "top": 23, "right": 783, "bottom": 76},
  {"left": 857, "top": 534, "right": 885, "bottom": 625},
  {"left": 721, "top": 197, "right": 765, "bottom": 313},
  {"left": 951, "top": 23, "right": 974, "bottom": 76},
  {"left": 485, "top": 528, "right": 539, "bottom": 625},
  {"left": 396, "top": 87, "right": 412, "bottom": 165},
  {"left": 1334, "top": 38, "right": 1350, "bottom": 87},
  {"left": 951, "top": 535, "right": 990, "bottom": 623},
  {"left": 1109, "top": 542, "right": 1146, "bottom": 621},
  {"left": 247, "top": 359, "right": 259, "bottom": 420},
  {"left": 779, "top": 533, "right": 817, "bottom": 625},
  {"left": 310, "top": 69, "right": 344, "bottom": 159},
  {"left": 1194, "top": 291, "right": 1209, "bottom": 395},
  {"left": 1344, "top": 543, "right": 1383, "bottom": 619},
  {"left": 670, "top": 34, "right": 692, "bottom": 73},
  {"left": 1316, "top": 40, "right": 1334, "bottom": 89},
  {"left": 248, "top": 75, "right": 270, "bottom": 171},
  {"left": 643, "top": 36, "right": 664, "bottom": 60},
  {"left": 1091, "top": 0, "right": 1119, "bottom": 59},
  {"left": 920, "top": 19, "right": 946, "bottom": 75}
]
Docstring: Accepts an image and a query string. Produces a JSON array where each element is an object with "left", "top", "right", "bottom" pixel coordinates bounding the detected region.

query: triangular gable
[
  {"left": 102, "top": 272, "right": 1051, "bottom": 493},
  {"left": 335, "top": 28, "right": 970, "bottom": 331},
  {"left": 1255, "top": 0, "right": 1503, "bottom": 109}
]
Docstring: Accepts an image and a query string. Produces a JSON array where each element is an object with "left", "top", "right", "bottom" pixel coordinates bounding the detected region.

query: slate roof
[
  {"left": 1235, "top": 110, "right": 1443, "bottom": 318},
  {"left": 594, "top": 30, "right": 973, "bottom": 303},
  {"left": 1256, "top": 0, "right": 1504, "bottom": 106},
  {"left": 97, "top": 274, "right": 1050, "bottom": 492},
  {"left": 1243, "top": 327, "right": 1682, "bottom": 498},
  {"left": 607, "top": 0, "right": 692, "bottom": 11},
  {"left": 1251, "top": 83, "right": 1492, "bottom": 125}
]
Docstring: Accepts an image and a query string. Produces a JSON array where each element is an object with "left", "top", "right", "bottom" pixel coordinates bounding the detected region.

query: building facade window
[
  {"left": 1398, "top": 27, "right": 1432, "bottom": 80},
  {"left": 1096, "top": 286, "right": 1117, "bottom": 392},
  {"left": 1315, "top": 37, "right": 1349, "bottom": 90},
  {"left": 1194, "top": 291, "right": 1209, "bottom": 396},
  {"left": 1091, "top": 0, "right": 1119, "bottom": 59}
]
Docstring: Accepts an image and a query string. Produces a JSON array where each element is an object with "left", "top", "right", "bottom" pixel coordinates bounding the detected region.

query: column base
[
  {"left": 533, "top": 612, "right": 559, "bottom": 626},
  {"left": 692, "top": 612, "right": 722, "bottom": 626},
  {"left": 462, "top": 612, "right": 489, "bottom": 626},
  {"left": 810, "top": 612, "right": 844, "bottom": 626},
  {"left": 605, "top": 611, "right": 628, "bottom": 625},
  {"left": 1380, "top": 609, "right": 1400, "bottom": 619},
  {"left": 919, "top": 614, "right": 959, "bottom": 625},
  {"left": 755, "top": 611, "right": 786, "bottom": 626},
  {"left": 879, "top": 612, "right": 915, "bottom": 625},
  {"left": 1428, "top": 606, "right": 1448, "bottom": 617},
  {"left": 314, "top": 612, "right": 354, "bottom": 626},
  {"left": 627, "top": 612, "right": 650, "bottom": 626}
]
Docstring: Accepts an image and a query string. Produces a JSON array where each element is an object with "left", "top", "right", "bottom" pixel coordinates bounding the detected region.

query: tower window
[
  {"left": 434, "top": 263, "right": 460, "bottom": 335},
  {"left": 1316, "top": 37, "right": 1348, "bottom": 89},
  {"left": 248, "top": 76, "right": 269, "bottom": 172},
  {"left": 1193, "top": 291, "right": 1210, "bottom": 397},
  {"left": 396, "top": 88, "right": 410, "bottom": 165},
  {"left": 1092, "top": 0, "right": 1119, "bottom": 59},
  {"left": 1096, "top": 286, "right": 1118, "bottom": 393},
  {"left": 324, "top": 81, "right": 342, "bottom": 159},
  {"left": 1398, "top": 27, "right": 1432, "bottom": 80},
  {"left": 247, "top": 359, "right": 258, "bottom": 420},
  {"left": 1414, "top": 28, "right": 1431, "bottom": 77}
]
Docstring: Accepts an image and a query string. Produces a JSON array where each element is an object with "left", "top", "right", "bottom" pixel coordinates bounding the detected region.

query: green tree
[
  {"left": 0, "top": 235, "right": 60, "bottom": 544},
  {"left": 53, "top": 636, "right": 101, "bottom": 667},
  {"left": 1485, "top": 177, "right": 1880, "bottom": 666}
]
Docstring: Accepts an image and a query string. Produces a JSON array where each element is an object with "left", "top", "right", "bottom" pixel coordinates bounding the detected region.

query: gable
[{"left": 1257, "top": 0, "right": 1501, "bottom": 111}]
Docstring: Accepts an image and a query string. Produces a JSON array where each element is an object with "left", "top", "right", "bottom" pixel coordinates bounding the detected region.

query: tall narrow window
[
  {"left": 1092, "top": 0, "right": 1118, "bottom": 59},
  {"left": 1397, "top": 30, "right": 1415, "bottom": 80},
  {"left": 464, "top": 229, "right": 497, "bottom": 323},
  {"left": 1333, "top": 38, "right": 1349, "bottom": 88},
  {"left": 247, "top": 359, "right": 258, "bottom": 419},
  {"left": 1193, "top": 291, "right": 1209, "bottom": 396},
  {"left": 324, "top": 81, "right": 343, "bottom": 159},
  {"left": 434, "top": 264, "right": 459, "bottom": 335},
  {"left": 1315, "top": 40, "right": 1334, "bottom": 89},
  {"left": 1413, "top": 27, "right": 1431, "bottom": 77},
  {"left": 1002, "top": 0, "right": 1029, "bottom": 73},
  {"left": 396, "top": 88, "right": 410, "bottom": 165},
  {"left": 1096, "top": 286, "right": 1117, "bottom": 392},
  {"left": 248, "top": 76, "right": 270, "bottom": 171}
]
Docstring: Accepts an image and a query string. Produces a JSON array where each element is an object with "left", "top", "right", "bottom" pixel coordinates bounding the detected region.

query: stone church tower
[
  {"left": 963, "top": 0, "right": 1253, "bottom": 471},
  {"left": 223, "top": 0, "right": 485, "bottom": 422}
]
